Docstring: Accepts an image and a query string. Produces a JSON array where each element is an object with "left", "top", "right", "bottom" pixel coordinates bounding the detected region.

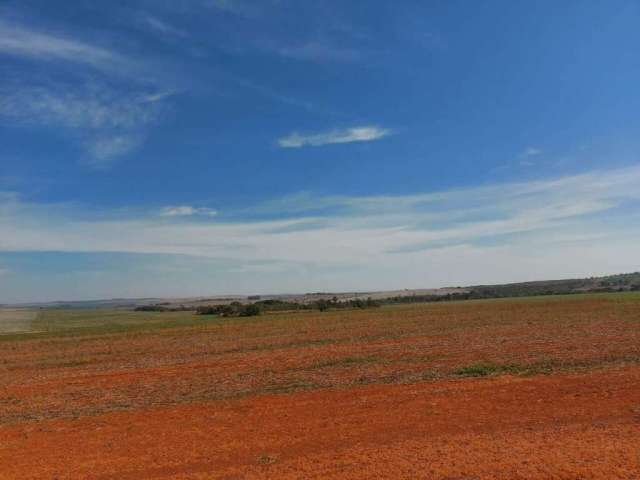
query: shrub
[
  {"left": 239, "top": 304, "right": 261, "bottom": 317},
  {"left": 196, "top": 305, "right": 235, "bottom": 316},
  {"left": 134, "top": 305, "right": 169, "bottom": 312},
  {"left": 197, "top": 303, "right": 261, "bottom": 317}
]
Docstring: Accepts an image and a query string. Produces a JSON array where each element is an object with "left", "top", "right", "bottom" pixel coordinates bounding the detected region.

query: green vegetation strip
[{"left": 453, "top": 356, "right": 640, "bottom": 378}]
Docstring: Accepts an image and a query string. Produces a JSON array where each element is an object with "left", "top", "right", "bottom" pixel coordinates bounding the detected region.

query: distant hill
[
  {"left": 469, "top": 272, "right": 640, "bottom": 298},
  {"left": 5, "top": 272, "right": 639, "bottom": 310}
]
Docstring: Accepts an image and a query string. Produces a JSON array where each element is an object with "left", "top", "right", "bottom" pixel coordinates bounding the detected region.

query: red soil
[
  {"left": 1, "top": 367, "right": 639, "bottom": 479},
  {"left": 1, "top": 297, "right": 640, "bottom": 478}
]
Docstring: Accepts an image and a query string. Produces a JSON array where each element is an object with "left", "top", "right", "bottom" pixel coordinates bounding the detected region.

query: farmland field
[
  {"left": 1, "top": 293, "right": 640, "bottom": 479},
  {"left": 0, "top": 309, "right": 38, "bottom": 335}
]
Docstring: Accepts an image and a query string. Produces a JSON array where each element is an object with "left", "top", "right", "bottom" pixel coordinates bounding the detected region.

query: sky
[{"left": 1, "top": 0, "right": 640, "bottom": 303}]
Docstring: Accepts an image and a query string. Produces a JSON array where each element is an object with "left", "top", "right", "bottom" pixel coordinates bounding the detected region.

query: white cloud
[
  {"left": 0, "top": 82, "right": 169, "bottom": 166},
  {"left": 229, "top": 75, "right": 325, "bottom": 114},
  {"left": 1, "top": 166, "right": 638, "bottom": 262},
  {"left": 493, "top": 147, "right": 544, "bottom": 171},
  {"left": 209, "top": 0, "right": 239, "bottom": 11},
  {"left": 2, "top": 166, "right": 640, "bottom": 298},
  {"left": 0, "top": 19, "right": 175, "bottom": 166},
  {"left": 84, "top": 135, "right": 142, "bottom": 167},
  {"left": 206, "top": 0, "right": 256, "bottom": 16},
  {"left": 160, "top": 206, "right": 218, "bottom": 217},
  {"left": 142, "top": 90, "right": 178, "bottom": 103},
  {"left": 522, "top": 147, "right": 543, "bottom": 157},
  {"left": 0, "top": 20, "right": 129, "bottom": 72},
  {"left": 0, "top": 84, "right": 160, "bottom": 130},
  {"left": 143, "top": 16, "right": 188, "bottom": 37},
  {"left": 519, "top": 147, "right": 543, "bottom": 166},
  {"left": 278, "top": 126, "right": 392, "bottom": 148},
  {"left": 276, "top": 41, "right": 362, "bottom": 62}
]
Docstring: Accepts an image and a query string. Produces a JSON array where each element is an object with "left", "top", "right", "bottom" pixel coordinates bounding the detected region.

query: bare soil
[{"left": 1, "top": 295, "right": 639, "bottom": 479}]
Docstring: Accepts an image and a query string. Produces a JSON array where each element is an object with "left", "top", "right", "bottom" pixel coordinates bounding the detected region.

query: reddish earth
[
  {"left": 1, "top": 296, "right": 639, "bottom": 478},
  {"left": 2, "top": 368, "right": 639, "bottom": 479}
]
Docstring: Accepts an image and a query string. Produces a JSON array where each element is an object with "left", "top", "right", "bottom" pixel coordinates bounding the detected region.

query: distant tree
[
  {"left": 365, "top": 297, "right": 380, "bottom": 308},
  {"left": 316, "top": 300, "right": 330, "bottom": 312},
  {"left": 352, "top": 299, "right": 365, "bottom": 309},
  {"left": 197, "top": 305, "right": 233, "bottom": 316},
  {"left": 134, "top": 305, "right": 168, "bottom": 312},
  {"left": 239, "top": 304, "right": 261, "bottom": 316},
  {"left": 219, "top": 305, "right": 236, "bottom": 316}
]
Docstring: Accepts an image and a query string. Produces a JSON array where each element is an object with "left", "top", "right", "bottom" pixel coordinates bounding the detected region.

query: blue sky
[{"left": 1, "top": 0, "right": 640, "bottom": 302}]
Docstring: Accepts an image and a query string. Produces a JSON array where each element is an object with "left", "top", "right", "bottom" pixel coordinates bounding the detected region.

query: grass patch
[
  {"left": 455, "top": 362, "right": 552, "bottom": 377},
  {"left": 225, "top": 338, "right": 334, "bottom": 355},
  {"left": 305, "top": 355, "right": 380, "bottom": 370},
  {"left": 263, "top": 380, "right": 321, "bottom": 394},
  {"left": 0, "top": 310, "right": 217, "bottom": 342},
  {"left": 454, "top": 356, "right": 640, "bottom": 378}
]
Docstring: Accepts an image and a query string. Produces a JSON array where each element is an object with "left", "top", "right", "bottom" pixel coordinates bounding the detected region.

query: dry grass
[{"left": 0, "top": 309, "right": 39, "bottom": 334}]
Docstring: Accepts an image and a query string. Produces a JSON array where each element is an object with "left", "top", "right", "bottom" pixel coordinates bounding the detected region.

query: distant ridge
[
  {"left": 469, "top": 272, "right": 640, "bottom": 297},
  {"left": 4, "top": 272, "right": 639, "bottom": 310}
]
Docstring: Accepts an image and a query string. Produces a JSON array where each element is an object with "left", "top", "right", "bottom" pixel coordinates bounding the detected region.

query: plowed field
[{"left": 1, "top": 293, "right": 639, "bottom": 479}]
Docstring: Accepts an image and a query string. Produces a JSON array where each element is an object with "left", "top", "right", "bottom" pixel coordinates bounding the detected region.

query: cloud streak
[
  {"left": 0, "top": 20, "right": 130, "bottom": 73},
  {"left": 521, "top": 147, "right": 542, "bottom": 157},
  {"left": 160, "top": 206, "right": 218, "bottom": 217},
  {"left": 206, "top": 0, "right": 258, "bottom": 17},
  {"left": 0, "top": 84, "right": 161, "bottom": 130},
  {"left": 0, "top": 17, "right": 178, "bottom": 167},
  {"left": 1, "top": 165, "right": 639, "bottom": 299},
  {"left": 276, "top": 41, "right": 362, "bottom": 63},
  {"left": 0, "top": 82, "right": 168, "bottom": 166},
  {"left": 1, "top": 165, "right": 638, "bottom": 260},
  {"left": 84, "top": 135, "right": 143, "bottom": 168},
  {"left": 278, "top": 126, "right": 392, "bottom": 148},
  {"left": 518, "top": 146, "right": 543, "bottom": 166},
  {"left": 143, "top": 16, "right": 188, "bottom": 37}
]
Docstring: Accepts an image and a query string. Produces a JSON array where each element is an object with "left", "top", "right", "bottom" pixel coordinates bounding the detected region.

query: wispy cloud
[
  {"left": 519, "top": 147, "right": 543, "bottom": 166},
  {"left": 0, "top": 16, "right": 179, "bottom": 167},
  {"left": 249, "top": 166, "right": 640, "bottom": 242},
  {"left": 206, "top": 0, "right": 257, "bottom": 16},
  {"left": 0, "top": 82, "right": 169, "bottom": 166},
  {"left": 160, "top": 206, "right": 218, "bottom": 217},
  {"left": 521, "top": 147, "right": 543, "bottom": 157},
  {"left": 229, "top": 75, "right": 323, "bottom": 114},
  {"left": 1, "top": 165, "right": 639, "bottom": 262},
  {"left": 142, "top": 90, "right": 178, "bottom": 103},
  {"left": 0, "top": 20, "right": 130, "bottom": 73},
  {"left": 0, "top": 84, "right": 161, "bottom": 130},
  {"left": 276, "top": 41, "right": 362, "bottom": 63},
  {"left": 492, "top": 146, "right": 545, "bottom": 172},
  {"left": 278, "top": 126, "right": 392, "bottom": 148},
  {"left": 208, "top": 0, "right": 239, "bottom": 11},
  {"left": 1, "top": 166, "right": 640, "bottom": 298},
  {"left": 84, "top": 135, "right": 143, "bottom": 168},
  {"left": 143, "top": 16, "right": 188, "bottom": 38}
]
